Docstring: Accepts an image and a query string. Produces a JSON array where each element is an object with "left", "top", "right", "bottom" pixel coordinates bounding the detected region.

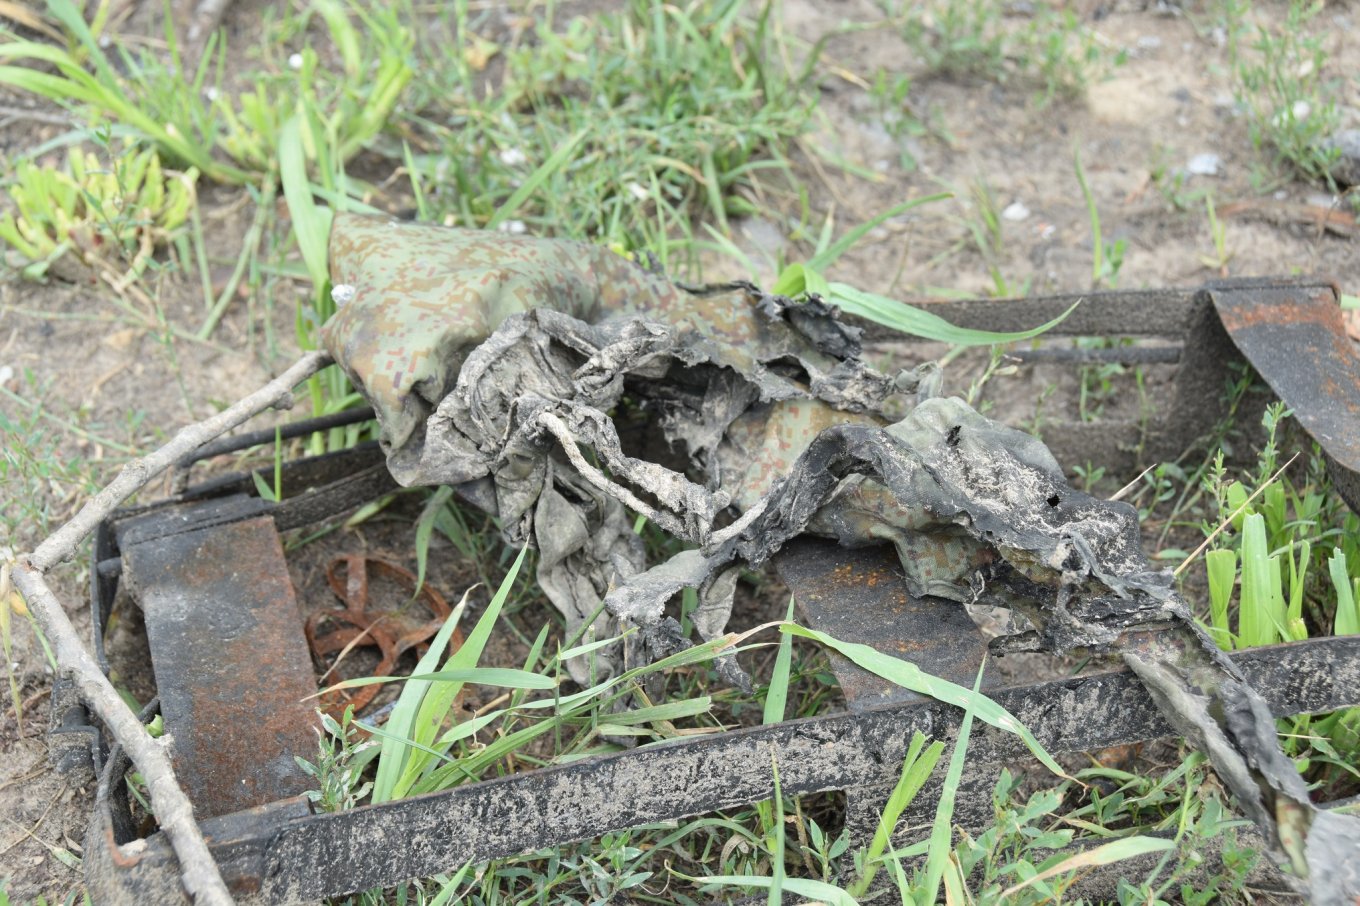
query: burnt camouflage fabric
[{"left": 323, "top": 212, "right": 1359, "bottom": 903}]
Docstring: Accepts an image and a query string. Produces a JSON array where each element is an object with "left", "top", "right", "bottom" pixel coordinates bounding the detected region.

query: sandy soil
[{"left": 1, "top": 0, "right": 1358, "bottom": 900}]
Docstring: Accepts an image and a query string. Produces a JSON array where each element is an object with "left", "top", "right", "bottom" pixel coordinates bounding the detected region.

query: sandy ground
[{"left": 1, "top": 0, "right": 1358, "bottom": 900}]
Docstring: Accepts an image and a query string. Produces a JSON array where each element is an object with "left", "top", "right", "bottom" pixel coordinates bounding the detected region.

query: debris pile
[{"left": 322, "top": 213, "right": 1359, "bottom": 901}]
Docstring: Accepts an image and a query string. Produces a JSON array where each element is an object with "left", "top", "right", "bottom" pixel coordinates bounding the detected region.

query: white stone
[
  {"left": 1187, "top": 153, "right": 1222, "bottom": 176},
  {"left": 1002, "top": 201, "right": 1031, "bottom": 222}
]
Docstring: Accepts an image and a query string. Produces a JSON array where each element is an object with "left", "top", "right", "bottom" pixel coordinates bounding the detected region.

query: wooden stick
[{"left": 11, "top": 350, "right": 333, "bottom": 905}]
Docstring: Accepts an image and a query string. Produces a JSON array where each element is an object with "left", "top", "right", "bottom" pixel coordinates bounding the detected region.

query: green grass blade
[
  {"left": 1239, "top": 513, "right": 1274, "bottom": 647},
  {"left": 827, "top": 282, "right": 1077, "bottom": 346},
  {"left": 763, "top": 597, "right": 796, "bottom": 725},
  {"left": 848, "top": 730, "right": 943, "bottom": 898},
  {"left": 370, "top": 584, "right": 474, "bottom": 802},
  {"left": 1074, "top": 144, "right": 1103, "bottom": 285},
  {"left": 413, "top": 486, "right": 454, "bottom": 594},
  {"left": 699, "top": 876, "right": 858, "bottom": 906},
  {"left": 1331, "top": 549, "right": 1360, "bottom": 635},
  {"left": 599, "top": 696, "right": 712, "bottom": 726},
  {"left": 920, "top": 663, "right": 984, "bottom": 905},
  {"left": 485, "top": 129, "right": 586, "bottom": 231},
  {"left": 807, "top": 194, "right": 950, "bottom": 272},
  {"left": 279, "top": 114, "right": 333, "bottom": 288},
  {"left": 998, "top": 836, "right": 1174, "bottom": 899},
  {"left": 783, "top": 625, "right": 1068, "bottom": 778},
  {"left": 1205, "top": 548, "right": 1237, "bottom": 649},
  {"left": 393, "top": 546, "right": 530, "bottom": 797},
  {"left": 1287, "top": 539, "right": 1310, "bottom": 640},
  {"left": 321, "top": 666, "right": 555, "bottom": 693},
  {"left": 767, "top": 753, "right": 784, "bottom": 906}
]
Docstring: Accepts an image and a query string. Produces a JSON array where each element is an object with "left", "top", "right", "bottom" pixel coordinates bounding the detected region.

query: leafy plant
[{"left": 0, "top": 144, "right": 196, "bottom": 281}]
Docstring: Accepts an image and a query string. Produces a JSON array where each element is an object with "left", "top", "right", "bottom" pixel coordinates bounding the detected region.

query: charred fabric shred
[{"left": 323, "top": 212, "right": 1358, "bottom": 901}]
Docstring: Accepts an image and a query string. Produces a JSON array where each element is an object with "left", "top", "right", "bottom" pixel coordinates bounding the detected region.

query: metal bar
[
  {"left": 178, "top": 406, "right": 376, "bottom": 466},
  {"left": 1009, "top": 344, "right": 1182, "bottom": 365},
  {"left": 88, "top": 635, "right": 1360, "bottom": 903}
]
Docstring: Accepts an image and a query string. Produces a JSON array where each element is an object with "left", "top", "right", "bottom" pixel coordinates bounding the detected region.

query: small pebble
[
  {"left": 1321, "top": 129, "right": 1360, "bottom": 187},
  {"left": 498, "top": 220, "right": 528, "bottom": 235},
  {"left": 498, "top": 148, "right": 527, "bottom": 167},
  {"left": 1137, "top": 35, "right": 1162, "bottom": 51},
  {"left": 1187, "top": 153, "right": 1222, "bottom": 176},
  {"left": 1002, "top": 201, "right": 1031, "bottom": 222},
  {"left": 288, "top": 53, "right": 304, "bottom": 70}
]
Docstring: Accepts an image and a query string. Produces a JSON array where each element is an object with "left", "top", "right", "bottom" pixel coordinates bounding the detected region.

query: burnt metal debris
[
  {"left": 50, "top": 215, "right": 1360, "bottom": 902},
  {"left": 305, "top": 554, "right": 463, "bottom": 721}
]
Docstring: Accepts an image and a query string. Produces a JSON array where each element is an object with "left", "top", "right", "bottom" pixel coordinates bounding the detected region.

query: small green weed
[
  {"left": 1074, "top": 145, "right": 1126, "bottom": 289},
  {"left": 0, "top": 142, "right": 196, "bottom": 282},
  {"left": 1228, "top": 0, "right": 1344, "bottom": 185},
  {"left": 892, "top": 0, "right": 1115, "bottom": 103}
]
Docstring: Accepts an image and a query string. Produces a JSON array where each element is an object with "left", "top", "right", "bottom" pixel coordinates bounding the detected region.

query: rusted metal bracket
[
  {"left": 869, "top": 277, "right": 1358, "bottom": 497},
  {"left": 1208, "top": 279, "right": 1360, "bottom": 512}
]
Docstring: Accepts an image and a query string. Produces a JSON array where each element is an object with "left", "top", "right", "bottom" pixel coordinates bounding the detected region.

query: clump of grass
[
  {"left": 400, "top": 0, "right": 816, "bottom": 269},
  {"left": 893, "top": 0, "right": 1116, "bottom": 103},
  {"left": 0, "top": 0, "right": 412, "bottom": 185},
  {"left": 1227, "top": 0, "right": 1344, "bottom": 185},
  {"left": 1192, "top": 403, "right": 1360, "bottom": 795}
]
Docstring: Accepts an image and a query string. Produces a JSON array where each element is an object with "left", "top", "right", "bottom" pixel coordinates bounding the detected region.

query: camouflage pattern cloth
[
  {"left": 324, "top": 213, "right": 1360, "bottom": 902},
  {"left": 323, "top": 211, "right": 1177, "bottom": 674}
]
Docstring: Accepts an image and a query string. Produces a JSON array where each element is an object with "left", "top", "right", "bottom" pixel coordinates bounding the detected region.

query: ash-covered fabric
[
  {"left": 322, "top": 213, "right": 1360, "bottom": 902},
  {"left": 322, "top": 212, "right": 1175, "bottom": 682}
]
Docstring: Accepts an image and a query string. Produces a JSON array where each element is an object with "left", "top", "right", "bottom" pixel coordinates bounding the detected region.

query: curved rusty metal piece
[
  {"left": 1209, "top": 279, "right": 1360, "bottom": 513},
  {"left": 305, "top": 554, "right": 464, "bottom": 720}
]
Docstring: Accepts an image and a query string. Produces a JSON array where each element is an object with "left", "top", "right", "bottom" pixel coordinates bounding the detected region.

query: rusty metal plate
[
  {"left": 120, "top": 503, "right": 320, "bottom": 818},
  {"left": 1210, "top": 281, "right": 1360, "bottom": 508},
  {"left": 774, "top": 537, "right": 992, "bottom": 707}
]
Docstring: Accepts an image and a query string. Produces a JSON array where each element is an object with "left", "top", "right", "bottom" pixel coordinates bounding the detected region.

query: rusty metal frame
[{"left": 57, "top": 276, "right": 1360, "bottom": 902}]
